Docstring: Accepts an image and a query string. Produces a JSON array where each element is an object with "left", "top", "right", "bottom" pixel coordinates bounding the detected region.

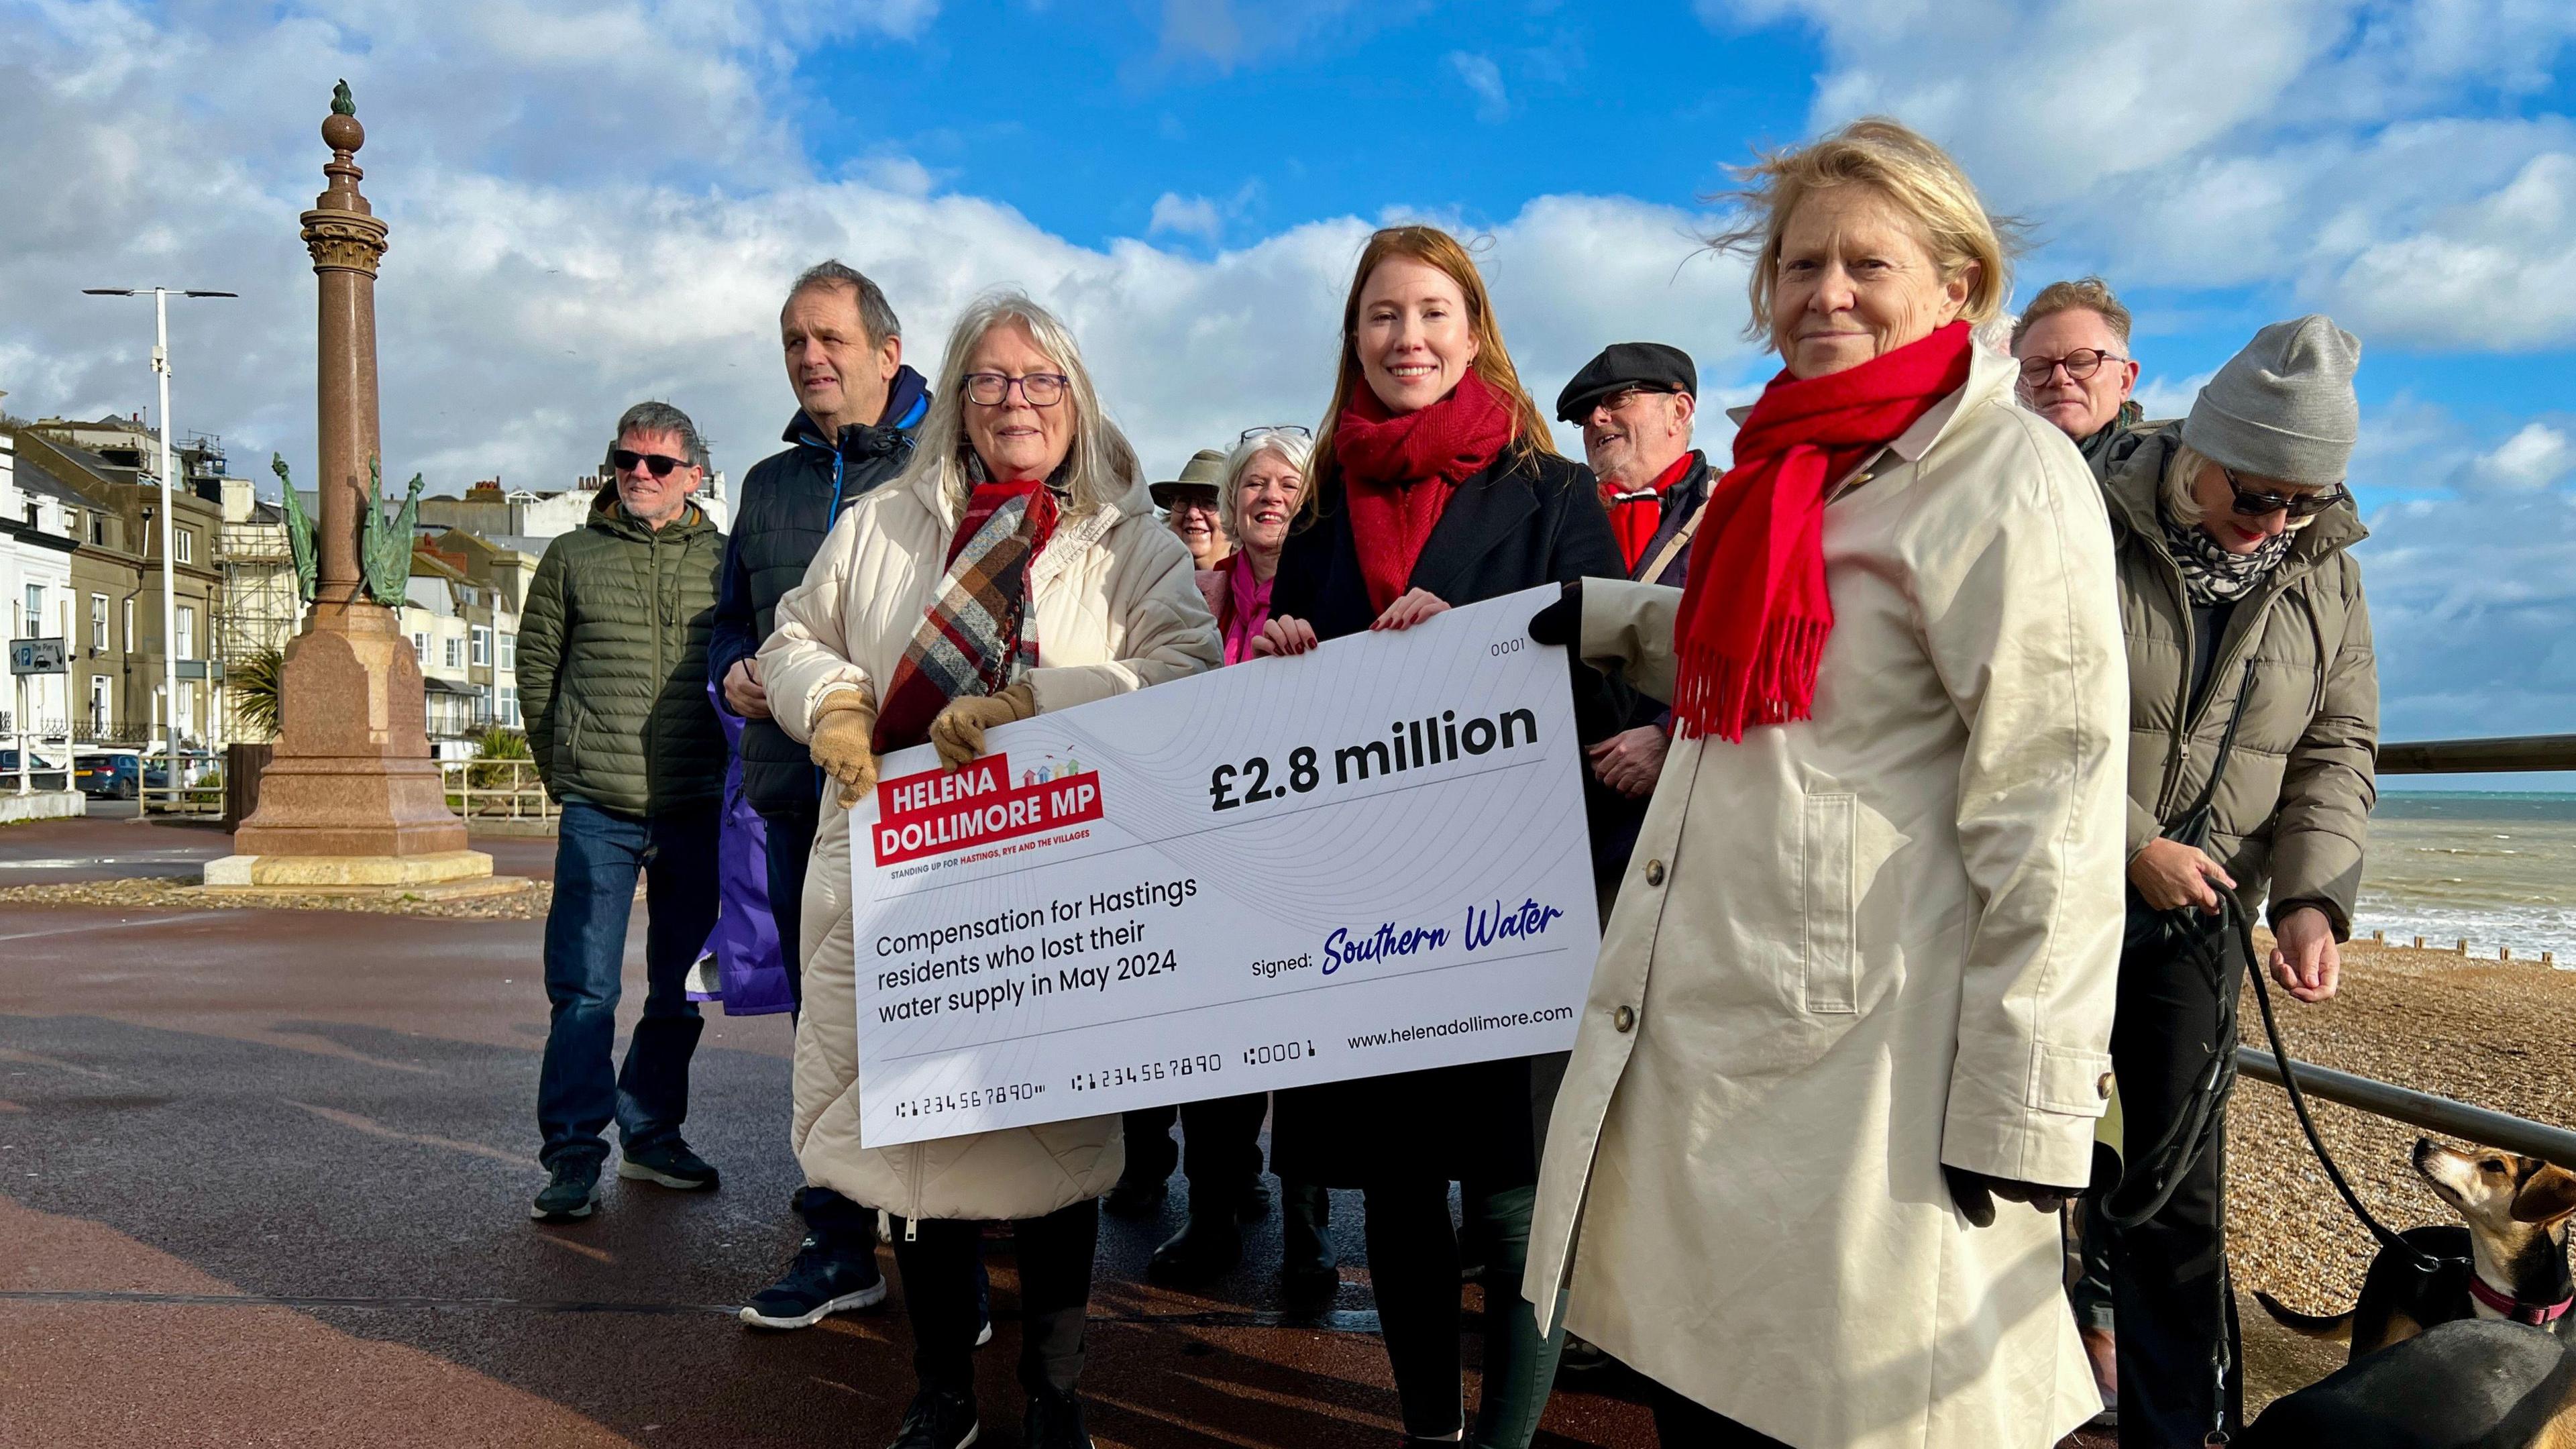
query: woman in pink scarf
[{"left": 1198, "top": 427, "right": 1311, "bottom": 662}]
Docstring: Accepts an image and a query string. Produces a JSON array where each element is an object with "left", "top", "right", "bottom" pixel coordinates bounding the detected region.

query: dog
[
  {"left": 2256, "top": 1139, "right": 2576, "bottom": 1363},
  {"left": 2234, "top": 1319, "right": 2576, "bottom": 1448}
]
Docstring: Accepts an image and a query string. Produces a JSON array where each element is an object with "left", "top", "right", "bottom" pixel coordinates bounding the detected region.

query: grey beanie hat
[{"left": 2182, "top": 315, "right": 2363, "bottom": 486}]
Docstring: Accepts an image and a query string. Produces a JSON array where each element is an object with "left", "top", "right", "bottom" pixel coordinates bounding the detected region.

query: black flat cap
[{"left": 1556, "top": 342, "right": 1698, "bottom": 423}]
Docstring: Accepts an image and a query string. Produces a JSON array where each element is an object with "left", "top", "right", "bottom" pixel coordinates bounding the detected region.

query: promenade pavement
[{"left": 1, "top": 815, "right": 1686, "bottom": 1448}]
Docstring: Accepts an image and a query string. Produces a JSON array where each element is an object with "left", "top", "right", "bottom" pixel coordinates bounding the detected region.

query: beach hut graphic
[{"left": 1020, "top": 753, "right": 1088, "bottom": 788}]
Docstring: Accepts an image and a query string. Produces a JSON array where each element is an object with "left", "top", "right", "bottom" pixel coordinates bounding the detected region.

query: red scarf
[
  {"left": 1672, "top": 322, "right": 1972, "bottom": 742},
  {"left": 1220, "top": 551, "right": 1275, "bottom": 666},
  {"left": 1334, "top": 370, "right": 1516, "bottom": 613},
  {"left": 1605, "top": 451, "right": 1695, "bottom": 572}
]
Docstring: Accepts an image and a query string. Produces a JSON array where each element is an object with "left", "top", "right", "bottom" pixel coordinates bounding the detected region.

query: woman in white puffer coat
[{"left": 759, "top": 292, "right": 1220, "bottom": 1449}]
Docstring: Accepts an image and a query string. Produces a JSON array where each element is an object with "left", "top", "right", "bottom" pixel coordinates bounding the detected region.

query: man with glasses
[
  {"left": 521, "top": 400, "right": 729, "bottom": 1223},
  {"left": 710, "top": 260, "right": 931, "bottom": 1328},
  {"left": 2012, "top": 276, "right": 2150, "bottom": 473},
  {"left": 1150, "top": 448, "right": 1232, "bottom": 572}
]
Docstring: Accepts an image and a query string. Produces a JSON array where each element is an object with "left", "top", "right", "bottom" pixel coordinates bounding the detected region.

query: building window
[
  {"left": 470, "top": 625, "right": 491, "bottom": 667},
  {"left": 89, "top": 674, "right": 111, "bottom": 731},
  {"left": 22, "top": 584, "right": 40, "bottom": 633},
  {"left": 412, "top": 631, "right": 429, "bottom": 664},
  {"left": 89, "top": 514, "right": 106, "bottom": 545},
  {"left": 174, "top": 528, "right": 193, "bottom": 564},
  {"left": 123, "top": 598, "right": 136, "bottom": 652},
  {"left": 176, "top": 604, "right": 196, "bottom": 659},
  {"left": 444, "top": 636, "right": 463, "bottom": 669},
  {"left": 498, "top": 633, "right": 516, "bottom": 670},
  {"left": 499, "top": 684, "right": 519, "bottom": 728},
  {"left": 91, "top": 595, "right": 108, "bottom": 653}
]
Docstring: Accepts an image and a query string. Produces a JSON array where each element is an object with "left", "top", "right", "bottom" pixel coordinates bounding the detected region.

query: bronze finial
[{"left": 331, "top": 78, "right": 356, "bottom": 117}]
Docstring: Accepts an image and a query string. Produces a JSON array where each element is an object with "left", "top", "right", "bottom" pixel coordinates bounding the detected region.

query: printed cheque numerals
[
  {"left": 891, "top": 1081, "right": 1046, "bottom": 1120},
  {"left": 1208, "top": 747, "right": 1322, "bottom": 810},
  {"left": 1069, "top": 1053, "right": 1225, "bottom": 1092}
]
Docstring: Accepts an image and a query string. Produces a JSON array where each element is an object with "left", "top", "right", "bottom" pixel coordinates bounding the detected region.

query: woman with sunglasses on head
[
  {"left": 1134, "top": 425, "right": 1342, "bottom": 1306},
  {"left": 2096, "top": 315, "right": 2377, "bottom": 1447},
  {"left": 760, "top": 292, "right": 1220, "bottom": 1449},
  {"left": 1256, "top": 225, "right": 1639, "bottom": 1449}
]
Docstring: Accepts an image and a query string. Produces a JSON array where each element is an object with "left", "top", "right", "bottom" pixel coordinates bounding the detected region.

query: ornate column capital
[{"left": 302, "top": 210, "right": 390, "bottom": 276}]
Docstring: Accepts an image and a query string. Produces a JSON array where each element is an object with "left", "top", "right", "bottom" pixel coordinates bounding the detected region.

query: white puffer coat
[{"left": 759, "top": 462, "right": 1221, "bottom": 1223}]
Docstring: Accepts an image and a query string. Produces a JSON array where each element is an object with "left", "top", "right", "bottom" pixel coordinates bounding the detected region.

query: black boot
[
  {"left": 885, "top": 1387, "right": 977, "bottom": 1449},
  {"left": 1279, "top": 1181, "right": 1336, "bottom": 1313},
  {"left": 1234, "top": 1174, "right": 1274, "bottom": 1223},
  {"left": 1024, "top": 1387, "right": 1093, "bottom": 1448},
  {"left": 1147, "top": 1188, "right": 1242, "bottom": 1285}
]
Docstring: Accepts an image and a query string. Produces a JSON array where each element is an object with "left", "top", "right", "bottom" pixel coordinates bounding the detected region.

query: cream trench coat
[
  {"left": 759, "top": 463, "right": 1221, "bottom": 1225},
  {"left": 1523, "top": 347, "right": 2128, "bottom": 1448}
]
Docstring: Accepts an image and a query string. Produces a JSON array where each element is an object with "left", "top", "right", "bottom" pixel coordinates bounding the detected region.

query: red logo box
[{"left": 871, "top": 752, "right": 1106, "bottom": 865}]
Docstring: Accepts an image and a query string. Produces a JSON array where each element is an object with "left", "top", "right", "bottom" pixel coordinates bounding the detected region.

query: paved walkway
[{"left": 1, "top": 818, "right": 1682, "bottom": 1447}]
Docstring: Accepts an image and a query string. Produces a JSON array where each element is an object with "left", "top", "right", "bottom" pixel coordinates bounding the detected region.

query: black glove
[
  {"left": 1943, "top": 1165, "right": 2070, "bottom": 1228},
  {"left": 1529, "top": 579, "right": 1583, "bottom": 647}
]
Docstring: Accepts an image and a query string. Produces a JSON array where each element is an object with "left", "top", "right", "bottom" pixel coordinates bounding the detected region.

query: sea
[{"left": 2354, "top": 792, "right": 2576, "bottom": 965}]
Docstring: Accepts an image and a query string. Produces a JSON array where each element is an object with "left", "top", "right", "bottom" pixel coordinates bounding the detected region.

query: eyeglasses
[
  {"left": 2016, "top": 348, "right": 2127, "bottom": 386},
  {"left": 2222, "top": 467, "right": 2349, "bottom": 519},
  {"left": 1165, "top": 490, "right": 1222, "bottom": 513},
  {"left": 610, "top": 449, "right": 688, "bottom": 478},
  {"left": 1239, "top": 425, "right": 1312, "bottom": 442},
  {"left": 963, "top": 372, "right": 1069, "bottom": 408},
  {"left": 1590, "top": 386, "right": 1674, "bottom": 415}
]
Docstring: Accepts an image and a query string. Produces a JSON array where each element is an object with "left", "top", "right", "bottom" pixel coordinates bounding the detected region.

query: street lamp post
[{"left": 83, "top": 286, "right": 236, "bottom": 802}]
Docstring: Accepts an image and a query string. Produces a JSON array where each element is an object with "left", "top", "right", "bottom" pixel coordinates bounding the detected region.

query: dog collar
[{"left": 2467, "top": 1275, "right": 2575, "bottom": 1326}]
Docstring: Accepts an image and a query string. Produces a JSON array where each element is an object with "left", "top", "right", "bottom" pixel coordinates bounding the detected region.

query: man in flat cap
[{"left": 1556, "top": 342, "right": 1707, "bottom": 814}]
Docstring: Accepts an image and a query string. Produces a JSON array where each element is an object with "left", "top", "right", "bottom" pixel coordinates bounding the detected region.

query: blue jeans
[{"left": 537, "top": 800, "right": 719, "bottom": 1171}]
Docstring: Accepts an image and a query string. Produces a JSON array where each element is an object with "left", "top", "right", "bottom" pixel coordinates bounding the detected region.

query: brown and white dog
[{"left": 2257, "top": 1139, "right": 2576, "bottom": 1363}]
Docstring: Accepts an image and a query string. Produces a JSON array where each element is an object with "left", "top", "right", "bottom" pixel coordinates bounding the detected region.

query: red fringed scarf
[
  {"left": 1672, "top": 322, "right": 1973, "bottom": 742},
  {"left": 1606, "top": 451, "right": 1695, "bottom": 572},
  {"left": 1334, "top": 370, "right": 1516, "bottom": 613}
]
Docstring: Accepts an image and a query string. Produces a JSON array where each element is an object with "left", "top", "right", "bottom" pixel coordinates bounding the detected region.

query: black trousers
[
  {"left": 1123, "top": 1093, "right": 1267, "bottom": 1201},
  {"left": 1650, "top": 1381, "right": 1790, "bottom": 1446},
  {"left": 761, "top": 804, "right": 873, "bottom": 1259},
  {"left": 892, "top": 1201, "right": 1098, "bottom": 1397},
  {"left": 2107, "top": 923, "right": 2247, "bottom": 1447}
]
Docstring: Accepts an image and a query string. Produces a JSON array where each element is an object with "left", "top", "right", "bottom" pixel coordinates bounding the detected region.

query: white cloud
[
  {"left": 1448, "top": 51, "right": 1511, "bottom": 123},
  {"left": 1147, "top": 193, "right": 1226, "bottom": 245},
  {"left": 2453, "top": 422, "right": 2576, "bottom": 494},
  {"left": 1705, "top": 0, "right": 2576, "bottom": 350}
]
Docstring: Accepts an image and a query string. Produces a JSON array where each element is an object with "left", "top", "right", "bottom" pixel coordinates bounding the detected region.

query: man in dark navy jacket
[{"left": 711, "top": 260, "right": 929, "bottom": 1331}]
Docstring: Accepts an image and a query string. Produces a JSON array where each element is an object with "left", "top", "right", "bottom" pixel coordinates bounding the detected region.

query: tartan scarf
[
  {"left": 871, "top": 462, "right": 1060, "bottom": 753},
  {"left": 1672, "top": 321, "right": 1972, "bottom": 742}
]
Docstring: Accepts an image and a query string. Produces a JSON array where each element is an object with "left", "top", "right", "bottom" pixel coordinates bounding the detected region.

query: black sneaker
[
  {"left": 530, "top": 1161, "right": 600, "bottom": 1222},
  {"left": 618, "top": 1141, "right": 719, "bottom": 1191},
  {"left": 1559, "top": 1334, "right": 1608, "bottom": 1372},
  {"left": 739, "top": 1236, "right": 887, "bottom": 1328},
  {"left": 887, "top": 1387, "right": 979, "bottom": 1449},
  {"left": 1023, "top": 1388, "right": 1093, "bottom": 1449}
]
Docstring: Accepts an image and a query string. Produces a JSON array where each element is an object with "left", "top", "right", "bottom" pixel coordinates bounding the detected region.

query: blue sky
[{"left": 4, "top": 0, "right": 2573, "bottom": 775}]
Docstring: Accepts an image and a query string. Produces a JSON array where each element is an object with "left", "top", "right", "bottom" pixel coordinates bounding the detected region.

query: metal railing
[
  {"left": 439, "top": 757, "right": 556, "bottom": 820},
  {"left": 2237, "top": 732, "right": 2576, "bottom": 1167}
]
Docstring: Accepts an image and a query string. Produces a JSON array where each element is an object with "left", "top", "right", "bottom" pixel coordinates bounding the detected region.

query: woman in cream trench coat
[{"left": 1523, "top": 121, "right": 2131, "bottom": 1449}]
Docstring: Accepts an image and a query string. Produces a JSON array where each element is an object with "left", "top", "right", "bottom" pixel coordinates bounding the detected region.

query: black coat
[
  {"left": 1267, "top": 443, "right": 1647, "bottom": 1189},
  {"left": 708, "top": 368, "right": 928, "bottom": 816}
]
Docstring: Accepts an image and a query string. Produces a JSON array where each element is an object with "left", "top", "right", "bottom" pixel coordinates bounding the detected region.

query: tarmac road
[{"left": 0, "top": 816, "right": 1670, "bottom": 1448}]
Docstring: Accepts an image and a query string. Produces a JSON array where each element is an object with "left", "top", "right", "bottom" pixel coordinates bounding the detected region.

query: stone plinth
[
  {"left": 231, "top": 619, "right": 471, "bottom": 859},
  {"left": 203, "top": 849, "right": 495, "bottom": 888}
]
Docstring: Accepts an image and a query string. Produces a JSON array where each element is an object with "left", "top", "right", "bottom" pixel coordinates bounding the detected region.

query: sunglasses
[
  {"left": 2016, "top": 348, "right": 2127, "bottom": 386},
  {"left": 610, "top": 449, "right": 689, "bottom": 479},
  {"left": 1239, "top": 425, "right": 1313, "bottom": 441},
  {"left": 2223, "top": 466, "right": 2348, "bottom": 519}
]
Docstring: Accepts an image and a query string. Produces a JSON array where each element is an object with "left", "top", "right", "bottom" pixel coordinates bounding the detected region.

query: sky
[{"left": 3, "top": 0, "right": 2573, "bottom": 777}]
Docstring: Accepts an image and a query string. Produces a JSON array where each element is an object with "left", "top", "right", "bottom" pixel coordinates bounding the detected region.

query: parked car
[
  {"left": 75, "top": 750, "right": 143, "bottom": 800},
  {"left": 0, "top": 749, "right": 73, "bottom": 790}
]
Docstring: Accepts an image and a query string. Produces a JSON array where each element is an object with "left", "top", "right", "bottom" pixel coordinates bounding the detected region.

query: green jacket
[
  {"left": 517, "top": 492, "right": 727, "bottom": 817},
  {"left": 2102, "top": 429, "right": 2378, "bottom": 936}
]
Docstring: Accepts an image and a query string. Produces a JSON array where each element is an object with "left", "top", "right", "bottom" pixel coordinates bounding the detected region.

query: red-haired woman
[{"left": 1258, "top": 225, "right": 1637, "bottom": 1449}]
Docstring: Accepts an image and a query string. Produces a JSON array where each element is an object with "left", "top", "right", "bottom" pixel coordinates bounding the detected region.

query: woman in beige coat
[
  {"left": 759, "top": 293, "right": 1220, "bottom": 1449},
  {"left": 1521, "top": 119, "right": 2129, "bottom": 1448}
]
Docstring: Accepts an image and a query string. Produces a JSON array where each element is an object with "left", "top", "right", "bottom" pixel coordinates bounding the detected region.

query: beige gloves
[
  {"left": 928, "top": 682, "right": 1035, "bottom": 772},
  {"left": 808, "top": 690, "right": 879, "bottom": 808}
]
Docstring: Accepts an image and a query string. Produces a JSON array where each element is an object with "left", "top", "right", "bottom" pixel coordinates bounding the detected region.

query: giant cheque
[{"left": 849, "top": 585, "right": 1601, "bottom": 1146}]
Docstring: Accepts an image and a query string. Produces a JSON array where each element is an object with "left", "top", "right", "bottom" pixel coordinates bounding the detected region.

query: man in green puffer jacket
[{"left": 519, "top": 400, "right": 729, "bottom": 1224}]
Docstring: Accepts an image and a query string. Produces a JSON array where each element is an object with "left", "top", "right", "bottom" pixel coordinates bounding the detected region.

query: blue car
[{"left": 74, "top": 751, "right": 142, "bottom": 798}]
